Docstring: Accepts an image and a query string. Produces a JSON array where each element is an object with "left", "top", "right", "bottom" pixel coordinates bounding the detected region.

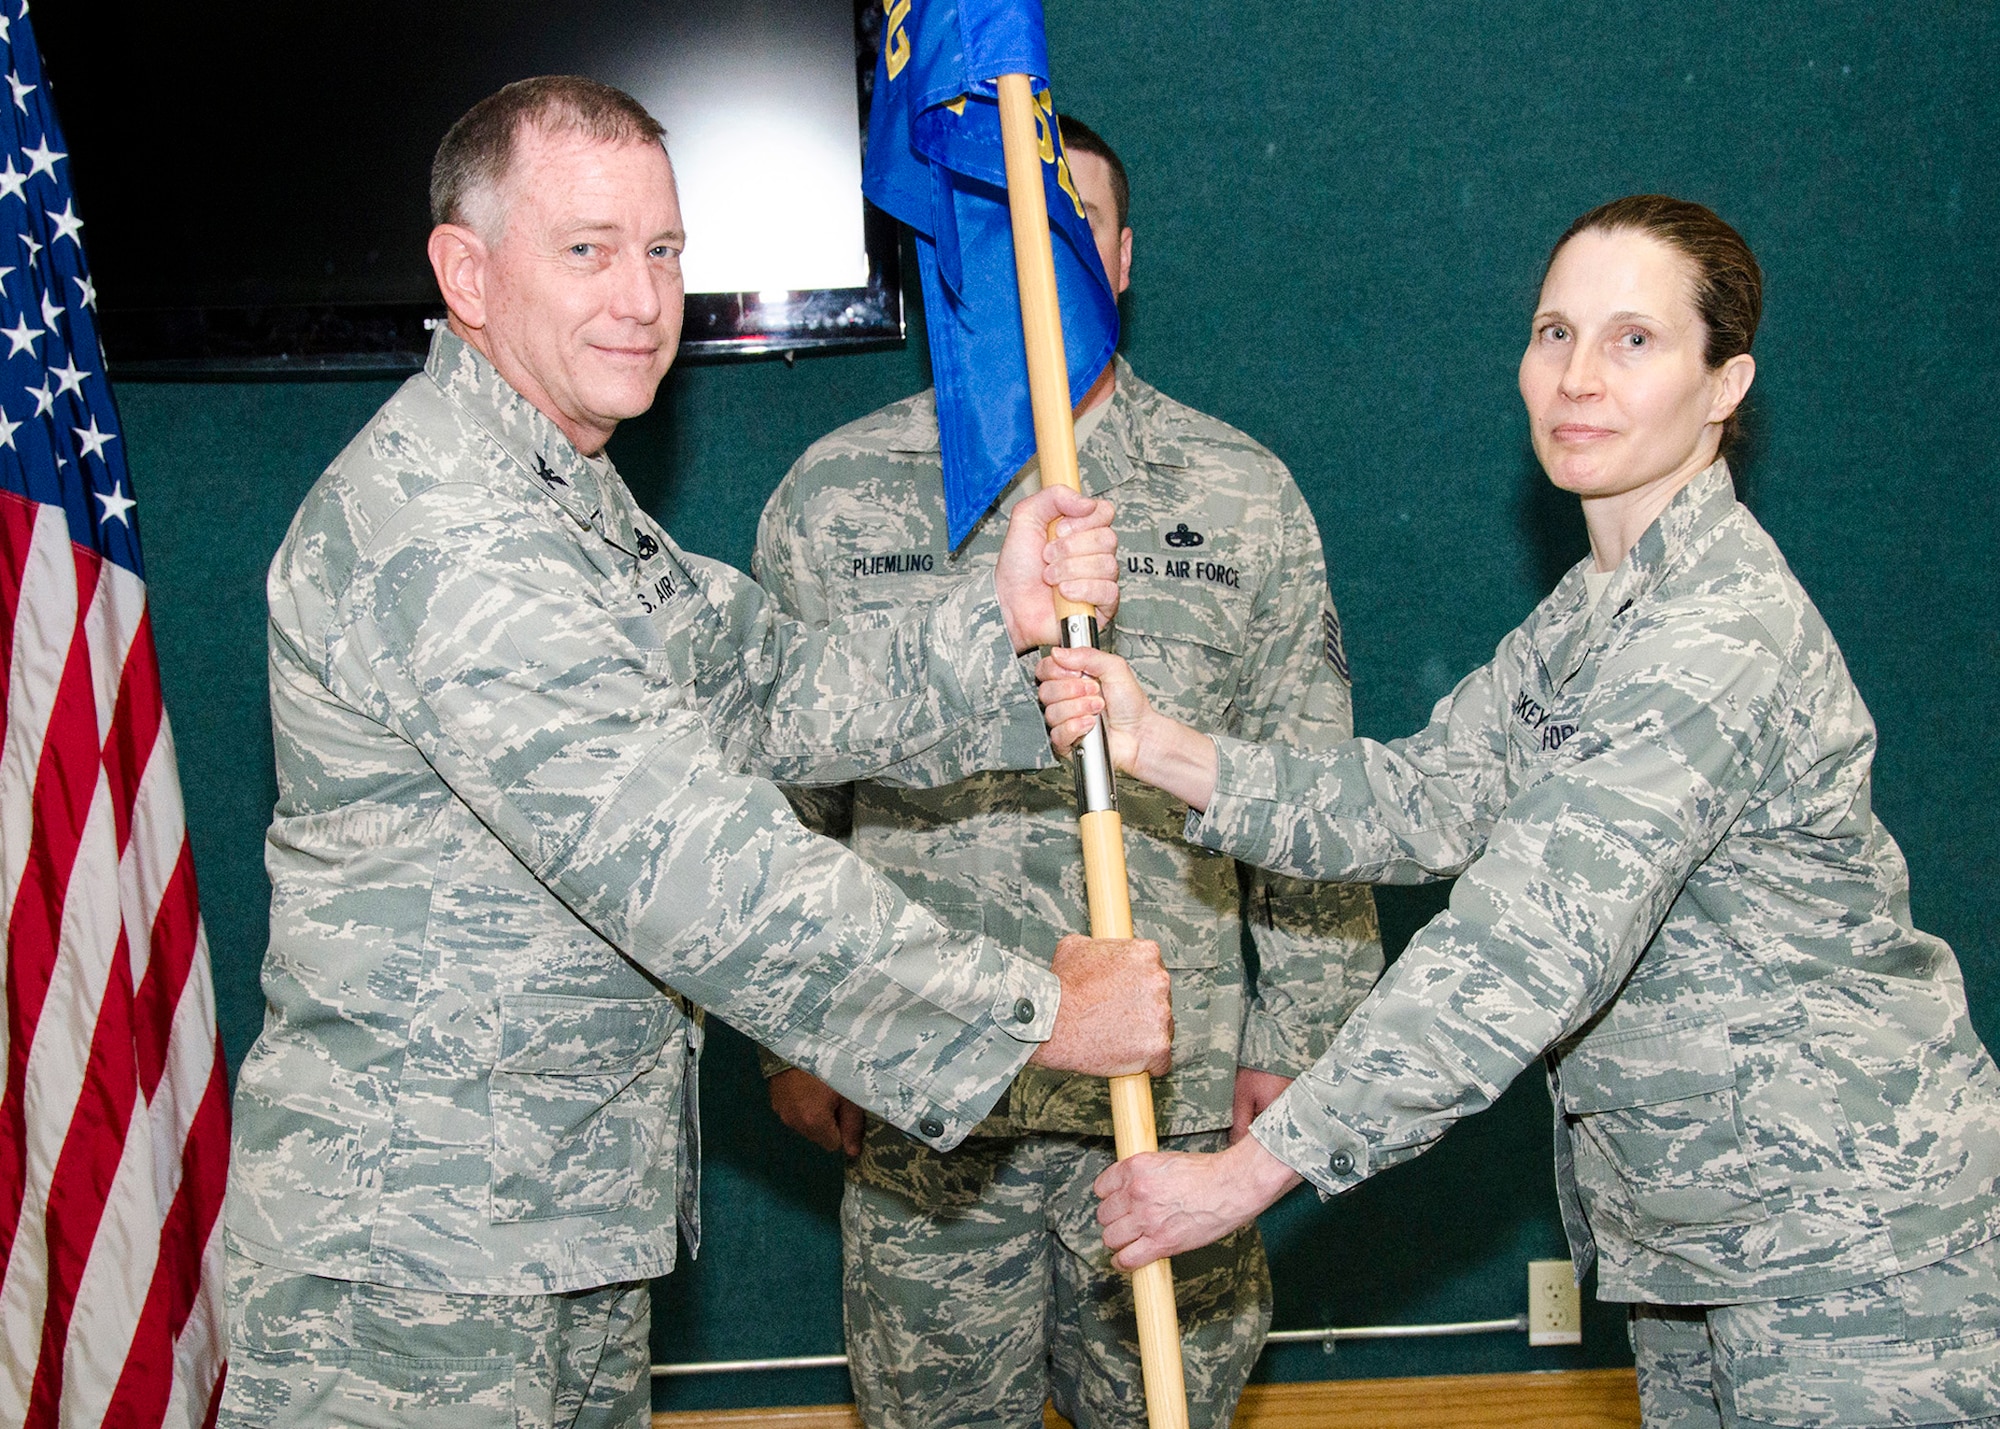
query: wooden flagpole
[{"left": 995, "top": 71, "right": 1191, "bottom": 1429}]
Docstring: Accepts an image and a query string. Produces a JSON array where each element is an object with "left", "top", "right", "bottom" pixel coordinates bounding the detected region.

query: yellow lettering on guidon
[
  {"left": 1054, "top": 152, "right": 1084, "bottom": 219},
  {"left": 884, "top": 0, "right": 912, "bottom": 79},
  {"left": 1035, "top": 88, "right": 1087, "bottom": 219},
  {"left": 1032, "top": 88, "right": 1057, "bottom": 161}
]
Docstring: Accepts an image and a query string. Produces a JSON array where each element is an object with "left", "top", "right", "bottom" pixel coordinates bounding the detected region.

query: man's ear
[
  {"left": 428, "top": 223, "right": 490, "bottom": 330},
  {"left": 1114, "top": 226, "right": 1132, "bottom": 297}
]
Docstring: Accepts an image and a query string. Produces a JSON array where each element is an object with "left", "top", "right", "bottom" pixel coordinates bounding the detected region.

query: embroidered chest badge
[{"left": 1512, "top": 689, "right": 1577, "bottom": 753}]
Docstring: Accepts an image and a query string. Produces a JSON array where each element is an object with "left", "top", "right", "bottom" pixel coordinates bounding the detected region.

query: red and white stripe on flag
[
  {"left": 0, "top": 498, "right": 229, "bottom": 1428},
  {"left": 0, "top": 5, "right": 231, "bottom": 1426}
]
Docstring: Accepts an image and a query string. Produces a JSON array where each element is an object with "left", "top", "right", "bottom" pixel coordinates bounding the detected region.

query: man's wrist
[
  {"left": 999, "top": 572, "right": 1031, "bottom": 655},
  {"left": 1225, "top": 1132, "right": 1306, "bottom": 1216}
]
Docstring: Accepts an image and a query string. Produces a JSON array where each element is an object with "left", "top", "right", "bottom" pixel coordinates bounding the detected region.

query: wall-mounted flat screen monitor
[{"left": 38, "top": 0, "right": 901, "bottom": 376}]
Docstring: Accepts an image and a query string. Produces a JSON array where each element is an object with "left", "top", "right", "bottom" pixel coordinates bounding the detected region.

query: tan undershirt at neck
[{"left": 1583, "top": 564, "right": 1617, "bottom": 609}]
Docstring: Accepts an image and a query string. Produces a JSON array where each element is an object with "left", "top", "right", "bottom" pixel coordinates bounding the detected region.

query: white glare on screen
[{"left": 614, "top": 14, "right": 870, "bottom": 297}]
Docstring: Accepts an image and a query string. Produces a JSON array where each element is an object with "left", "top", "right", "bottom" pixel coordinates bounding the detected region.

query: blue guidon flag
[{"left": 864, "top": 0, "right": 1119, "bottom": 549}]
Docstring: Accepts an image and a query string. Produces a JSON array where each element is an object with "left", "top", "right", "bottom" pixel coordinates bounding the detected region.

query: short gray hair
[{"left": 430, "top": 75, "right": 666, "bottom": 237}]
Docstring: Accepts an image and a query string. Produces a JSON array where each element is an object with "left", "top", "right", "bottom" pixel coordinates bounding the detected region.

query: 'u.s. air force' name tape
[{"left": 1124, "top": 554, "right": 1243, "bottom": 588}]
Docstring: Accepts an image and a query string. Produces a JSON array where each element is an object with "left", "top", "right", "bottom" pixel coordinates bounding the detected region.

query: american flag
[{"left": 0, "top": 8, "right": 229, "bottom": 1428}]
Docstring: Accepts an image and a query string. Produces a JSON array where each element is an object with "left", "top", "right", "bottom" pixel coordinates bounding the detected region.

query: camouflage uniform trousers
[
  {"left": 842, "top": 1122, "right": 1267, "bottom": 1429},
  {"left": 1629, "top": 1235, "right": 2000, "bottom": 1428},
  {"left": 217, "top": 1253, "right": 651, "bottom": 1429}
]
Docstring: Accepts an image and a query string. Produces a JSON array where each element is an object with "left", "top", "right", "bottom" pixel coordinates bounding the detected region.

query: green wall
[{"left": 110, "top": 1, "right": 1997, "bottom": 1411}]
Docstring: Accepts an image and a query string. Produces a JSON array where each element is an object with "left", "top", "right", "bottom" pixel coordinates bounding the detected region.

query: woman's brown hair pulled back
[{"left": 1546, "top": 195, "right": 1763, "bottom": 447}]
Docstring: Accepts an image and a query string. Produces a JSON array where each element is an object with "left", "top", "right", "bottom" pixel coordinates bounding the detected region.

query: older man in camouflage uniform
[
  {"left": 754, "top": 117, "right": 1382, "bottom": 1429},
  {"left": 219, "top": 78, "right": 1173, "bottom": 1429}
]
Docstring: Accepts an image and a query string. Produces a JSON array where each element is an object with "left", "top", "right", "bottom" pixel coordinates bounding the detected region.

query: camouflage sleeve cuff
[
  {"left": 921, "top": 577, "right": 1060, "bottom": 777},
  {"left": 1249, "top": 1077, "right": 1373, "bottom": 1200},
  {"left": 1183, "top": 734, "right": 1286, "bottom": 860},
  {"left": 991, "top": 954, "right": 1061, "bottom": 1044},
  {"left": 756, "top": 1046, "right": 796, "bottom": 1079},
  {"left": 903, "top": 953, "right": 1061, "bottom": 1151},
  {"left": 753, "top": 921, "right": 1063, "bottom": 1155}
]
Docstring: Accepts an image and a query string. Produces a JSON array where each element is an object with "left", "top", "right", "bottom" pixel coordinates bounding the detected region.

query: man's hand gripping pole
[{"left": 996, "top": 72, "right": 1191, "bottom": 1429}]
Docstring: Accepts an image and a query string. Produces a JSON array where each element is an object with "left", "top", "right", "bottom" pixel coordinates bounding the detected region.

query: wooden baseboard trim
[
  {"left": 651, "top": 1367, "right": 1642, "bottom": 1429},
  {"left": 653, "top": 1407, "right": 858, "bottom": 1429},
  {"left": 1227, "top": 1370, "right": 1641, "bottom": 1428}
]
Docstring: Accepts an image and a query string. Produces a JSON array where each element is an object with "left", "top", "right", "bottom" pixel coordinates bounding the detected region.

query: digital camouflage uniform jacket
[
  {"left": 1214, "top": 461, "right": 2000, "bottom": 1303},
  {"left": 754, "top": 360, "right": 1382, "bottom": 1136},
  {"left": 225, "top": 331, "right": 1067, "bottom": 1296}
]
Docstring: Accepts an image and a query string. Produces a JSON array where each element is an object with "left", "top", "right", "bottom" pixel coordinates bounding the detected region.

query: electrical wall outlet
[{"left": 1528, "top": 1259, "right": 1582, "bottom": 1347}]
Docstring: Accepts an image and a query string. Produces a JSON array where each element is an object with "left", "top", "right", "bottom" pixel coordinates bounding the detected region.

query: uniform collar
[
  {"left": 425, "top": 327, "right": 609, "bottom": 533},
  {"left": 1099, "top": 357, "right": 1190, "bottom": 473},
  {"left": 882, "top": 355, "right": 1189, "bottom": 495},
  {"left": 884, "top": 390, "right": 944, "bottom": 455},
  {"left": 1543, "top": 458, "right": 1739, "bottom": 682},
  {"left": 1626, "top": 457, "right": 1738, "bottom": 589}
]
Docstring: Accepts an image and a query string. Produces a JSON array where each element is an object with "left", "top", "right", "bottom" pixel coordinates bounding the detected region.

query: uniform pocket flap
[
  {"left": 1111, "top": 585, "right": 1248, "bottom": 658},
  {"left": 495, "top": 993, "right": 676, "bottom": 1075},
  {"left": 1559, "top": 1016, "right": 1734, "bottom": 1114}
]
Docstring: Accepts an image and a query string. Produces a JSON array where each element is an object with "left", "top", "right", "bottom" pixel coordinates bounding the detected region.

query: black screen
[{"left": 36, "top": 1, "right": 900, "bottom": 374}]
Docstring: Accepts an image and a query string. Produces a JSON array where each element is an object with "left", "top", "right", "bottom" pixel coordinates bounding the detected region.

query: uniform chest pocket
[
  {"left": 489, "top": 993, "right": 684, "bottom": 1224},
  {"left": 1111, "top": 585, "right": 1248, "bottom": 724},
  {"left": 635, "top": 593, "right": 738, "bottom": 706},
  {"left": 833, "top": 561, "right": 957, "bottom": 621},
  {"left": 1557, "top": 1015, "right": 1769, "bottom": 1240},
  {"left": 611, "top": 567, "right": 703, "bottom": 694}
]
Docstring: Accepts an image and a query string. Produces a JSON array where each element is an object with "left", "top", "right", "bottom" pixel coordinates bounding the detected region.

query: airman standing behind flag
[{"left": 755, "top": 117, "right": 1382, "bottom": 1429}]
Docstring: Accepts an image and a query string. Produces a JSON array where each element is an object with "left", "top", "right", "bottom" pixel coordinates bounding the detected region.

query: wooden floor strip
[{"left": 651, "top": 1367, "right": 1643, "bottom": 1429}]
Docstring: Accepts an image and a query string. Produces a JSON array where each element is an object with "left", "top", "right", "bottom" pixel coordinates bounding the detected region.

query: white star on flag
[
  {"left": 49, "top": 198, "right": 81, "bottom": 244},
  {"left": 27, "top": 377, "right": 53, "bottom": 415},
  {"left": 39, "top": 288, "right": 60, "bottom": 328},
  {"left": 22, "top": 136, "right": 63, "bottom": 179},
  {"left": 72, "top": 272, "right": 93, "bottom": 308},
  {"left": 5, "top": 72, "right": 31, "bottom": 113},
  {"left": 73, "top": 416, "right": 115, "bottom": 461},
  {"left": 0, "top": 160, "right": 23, "bottom": 202},
  {"left": 0, "top": 408, "right": 18, "bottom": 448},
  {"left": 20, "top": 229, "right": 40, "bottom": 259},
  {"left": 49, "top": 356, "right": 87, "bottom": 396},
  {"left": 94, "top": 478, "right": 136, "bottom": 525},
  {"left": 2, "top": 311, "right": 39, "bottom": 355}
]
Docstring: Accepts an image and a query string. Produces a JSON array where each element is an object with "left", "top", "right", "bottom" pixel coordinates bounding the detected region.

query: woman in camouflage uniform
[{"left": 1040, "top": 195, "right": 2000, "bottom": 1428}]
